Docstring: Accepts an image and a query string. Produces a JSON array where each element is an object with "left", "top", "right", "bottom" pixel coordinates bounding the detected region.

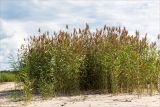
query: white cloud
[{"left": 0, "top": 19, "right": 61, "bottom": 70}]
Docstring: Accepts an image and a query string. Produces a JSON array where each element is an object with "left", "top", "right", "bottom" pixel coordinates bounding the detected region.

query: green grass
[{"left": 0, "top": 71, "right": 16, "bottom": 82}]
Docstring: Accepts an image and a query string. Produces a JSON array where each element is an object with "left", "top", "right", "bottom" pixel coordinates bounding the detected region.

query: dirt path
[
  {"left": 0, "top": 82, "right": 160, "bottom": 107},
  {"left": 0, "top": 82, "right": 22, "bottom": 107},
  {"left": 0, "top": 82, "right": 16, "bottom": 92}
]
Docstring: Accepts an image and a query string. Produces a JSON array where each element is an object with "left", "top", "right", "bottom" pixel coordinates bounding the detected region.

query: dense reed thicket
[{"left": 16, "top": 24, "right": 160, "bottom": 100}]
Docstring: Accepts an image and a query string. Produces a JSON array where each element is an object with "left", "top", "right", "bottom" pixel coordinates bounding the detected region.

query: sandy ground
[{"left": 0, "top": 82, "right": 160, "bottom": 107}]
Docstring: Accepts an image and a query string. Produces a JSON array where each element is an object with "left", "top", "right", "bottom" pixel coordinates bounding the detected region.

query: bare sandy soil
[{"left": 0, "top": 82, "right": 160, "bottom": 107}]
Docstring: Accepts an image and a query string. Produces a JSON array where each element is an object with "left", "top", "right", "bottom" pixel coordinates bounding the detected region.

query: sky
[{"left": 0, "top": 0, "right": 160, "bottom": 70}]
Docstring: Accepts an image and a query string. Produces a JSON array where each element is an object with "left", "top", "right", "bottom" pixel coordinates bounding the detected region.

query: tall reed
[{"left": 16, "top": 25, "right": 160, "bottom": 100}]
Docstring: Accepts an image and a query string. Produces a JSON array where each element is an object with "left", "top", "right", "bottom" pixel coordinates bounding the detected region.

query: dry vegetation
[{"left": 15, "top": 24, "right": 160, "bottom": 100}]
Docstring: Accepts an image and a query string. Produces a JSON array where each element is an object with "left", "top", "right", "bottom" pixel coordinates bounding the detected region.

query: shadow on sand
[{"left": 0, "top": 89, "right": 23, "bottom": 102}]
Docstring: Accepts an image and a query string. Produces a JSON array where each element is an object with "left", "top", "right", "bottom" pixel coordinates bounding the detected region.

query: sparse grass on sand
[{"left": 0, "top": 82, "right": 160, "bottom": 107}]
